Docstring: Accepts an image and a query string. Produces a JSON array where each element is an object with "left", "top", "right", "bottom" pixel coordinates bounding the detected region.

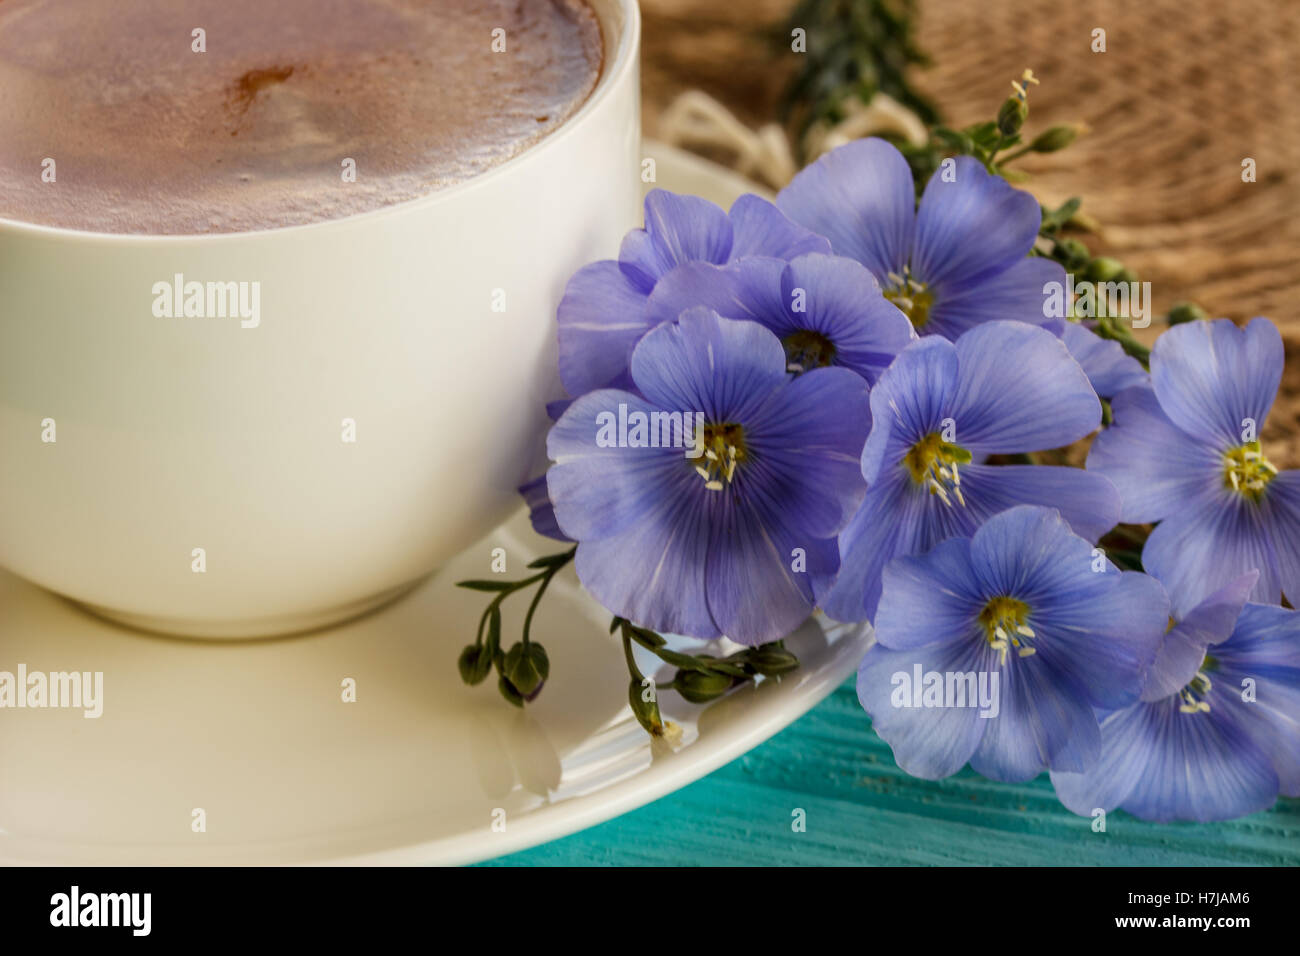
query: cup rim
[{"left": 0, "top": 0, "right": 641, "bottom": 246}]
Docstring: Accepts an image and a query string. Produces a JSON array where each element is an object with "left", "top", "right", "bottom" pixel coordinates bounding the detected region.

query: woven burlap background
[{"left": 640, "top": 0, "right": 1300, "bottom": 466}]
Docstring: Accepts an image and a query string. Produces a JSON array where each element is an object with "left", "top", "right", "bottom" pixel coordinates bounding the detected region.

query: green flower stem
[
  {"left": 612, "top": 617, "right": 801, "bottom": 715},
  {"left": 463, "top": 546, "right": 576, "bottom": 647},
  {"left": 520, "top": 565, "right": 558, "bottom": 647},
  {"left": 621, "top": 628, "right": 646, "bottom": 682},
  {"left": 1093, "top": 314, "right": 1152, "bottom": 368},
  {"left": 456, "top": 546, "right": 575, "bottom": 705}
]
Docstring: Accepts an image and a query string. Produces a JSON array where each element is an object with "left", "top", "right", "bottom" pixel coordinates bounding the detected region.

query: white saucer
[{"left": 0, "top": 144, "right": 870, "bottom": 865}]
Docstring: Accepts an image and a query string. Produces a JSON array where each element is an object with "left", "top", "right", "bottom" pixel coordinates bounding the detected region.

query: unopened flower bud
[
  {"left": 674, "top": 669, "right": 735, "bottom": 704},
  {"left": 1167, "top": 302, "right": 1208, "bottom": 326},
  {"left": 746, "top": 646, "right": 801, "bottom": 677},
  {"left": 458, "top": 644, "right": 492, "bottom": 686},
  {"left": 1057, "top": 238, "right": 1090, "bottom": 269},
  {"left": 628, "top": 678, "right": 664, "bottom": 735},
  {"left": 503, "top": 642, "right": 549, "bottom": 697},
  {"left": 1084, "top": 257, "right": 1125, "bottom": 282},
  {"left": 997, "top": 96, "right": 1028, "bottom": 136},
  {"left": 498, "top": 675, "right": 525, "bottom": 708},
  {"left": 1028, "top": 124, "right": 1081, "bottom": 153}
]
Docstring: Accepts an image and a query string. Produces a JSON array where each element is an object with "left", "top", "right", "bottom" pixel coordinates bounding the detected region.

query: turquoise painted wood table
[{"left": 484, "top": 678, "right": 1300, "bottom": 866}]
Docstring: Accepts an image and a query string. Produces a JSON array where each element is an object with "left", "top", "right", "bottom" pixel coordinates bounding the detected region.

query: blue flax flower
[
  {"left": 824, "top": 321, "right": 1121, "bottom": 623},
  {"left": 546, "top": 308, "right": 870, "bottom": 644},
  {"left": 643, "top": 252, "right": 916, "bottom": 384},
  {"left": 776, "top": 138, "right": 1065, "bottom": 339},
  {"left": 1087, "top": 317, "right": 1300, "bottom": 605},
  {"left": 856, "top": 505, "right": 1169, "bottom": 781},
  {"left": 1052, "top": 572, "right": 1300, "bottom": 822},
  {"left": 556, "top": 189, "right": 830, "bottom": 397}
]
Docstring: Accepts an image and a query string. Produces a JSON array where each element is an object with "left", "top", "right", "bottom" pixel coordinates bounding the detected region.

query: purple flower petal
[
  {"left": 856, "top": 639, "right": 990, "bottom": 779},
  {"left": 1141, "top": 571, "right": 1258, "bottom": 702},
  {"left": 873, "top": 536, "right": 983, "bottom": 650},
  {"left": 571, "top": 495, "right": 719, "bottom": 639},
  {"left": 1049, "top": 706, "right": 1148, "bottom": 816},
  {"left": 743, "top": 365, "right": 871, "bottom": 539},
  {"left": 556, "top": 260, "right": 657, "bottom": 397},
  {"left": 644, "top": 258, "right": 784, "bottom": 328},
  {"left": 703, "top": 502, "right": 834, "bottom": 644},
  {"left": 967, "top": 504, "right": 1098, "bottom": 600},
  {"left": 546, "top": 390, "right": 687, "bottom": 540},
  {"left": 546, "top": 388, "right": 721, "bottom": 637},
  {"left": 1034, "top": 570, "right": 1169, "bottom": 710},
  {"left": 951, "top": 321, "right": 1101, "bottom": 453},
  {"left": 518, "top": 474, "right": 571, "bottom": 542},
  {"left": 775, "top": 137, "right": 915, "bottom": 281},
  {"left": 628, "top": 307, "right": 788, "bottom": 421},
  {"left": 727, "top": 193, "right": 831, "bottom": 260},
  {"left": 822, "top": 472, "right": 933, "bottom": 623},
  {"left": 957, "top": 463, "right": 1120, "bottom": 543},
  {"left": 1045, "top": 319, "right": 1150, "bottom": 398},
  {"left": 779, "top": 253, "right": 915, "bottom": 382},
  {"left": 1150, "top": 317, "right": 1283, "bottom": 448},
  {"left": 618, "top": 190, "right": 734, "bottom": 289},
  {"left": 1086, "top": 385, "right": 1221, "bottom": 523},
  {"left": 1213, "top": 603, "right": 1300, "bottom": 796},
  {"left": 968, "top": 656, "right": 1100, "bottom": 781},
  {"left": 924, "top": 256, "right": 1065, "bottom": 341},
  {"left": 1143, "top": 493, "right": 1283, "bottom": 605},
  {"left": 1264, "top": 469, "right": 1300, "bottom": 607},
  {"left": 912, "top": 156, "right": 1042, "bottom": 290},
  {"left": 859, "top": 336, "right": 958, "bottom": 483},
  {"left": 1051, "top": 698, "right": 1280, "bottom": 822}
]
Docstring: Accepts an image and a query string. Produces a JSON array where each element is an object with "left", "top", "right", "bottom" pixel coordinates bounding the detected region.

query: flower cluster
[{"left": 464, "top": 132, "right": 1299, "bottom": 824}]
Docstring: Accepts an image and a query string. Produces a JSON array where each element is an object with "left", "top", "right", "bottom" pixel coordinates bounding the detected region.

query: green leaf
[
  {"left": 653, "top": 648, "right": 713, "bottom": 673},
  {"left": 456, "top": 579, "right": 514, "bottom": 593},
  {"left": 627, "top": 625, "right": 667, "bottom": 648},
  {"left": 526, "top": 551, "right": 573, "bottom": 570},
  {"left": 966, "top": 121, "right": 1000, "bottom": 148},
  {"left": 1041, "top": 197, "right": 1082, "bottom": 232},
  {"left": 932, "top": 127, "right": 973, "bottom": 154}
]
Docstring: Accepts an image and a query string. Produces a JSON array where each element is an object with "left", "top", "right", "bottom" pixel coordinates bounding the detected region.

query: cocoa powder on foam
[{"left": 0, "top": 0, "right": 603, "bottom": 234}]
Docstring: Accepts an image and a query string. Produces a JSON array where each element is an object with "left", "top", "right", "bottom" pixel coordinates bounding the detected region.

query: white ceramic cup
[{"left": 0, "top": 0, "right": 642, "bottom": 638}]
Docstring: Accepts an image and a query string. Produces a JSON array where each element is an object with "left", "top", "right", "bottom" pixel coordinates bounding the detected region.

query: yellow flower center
[
  {"left": 692, "top": 423, "right": 746, "bottom": 492},
  {"left": 1223, "top": 442, "right": 1276, "bottom": 501},
  {"left": 903, "top": 431, "right": 972, "bottom": 506},
  {"left": 883, "top": 267, "right": 934, "bottom": 330},
  {"left": 979, "top": 596, "right": 1035, "bottom": 665},
  {"left": 1178, "top": 655, "right": 1217, "bottom": 715},
  {"left": 781, "top": 330, "right": 837, "bottom": 374}
]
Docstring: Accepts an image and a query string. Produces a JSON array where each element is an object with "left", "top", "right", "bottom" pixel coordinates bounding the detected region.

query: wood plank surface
[{"left": 485, "top": 679, "right": 1300, "bottom": 866}]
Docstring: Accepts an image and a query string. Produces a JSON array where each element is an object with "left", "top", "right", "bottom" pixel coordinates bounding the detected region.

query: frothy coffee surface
[{"left": 0, "top": 0, "right": 603, "bottom": 234}]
